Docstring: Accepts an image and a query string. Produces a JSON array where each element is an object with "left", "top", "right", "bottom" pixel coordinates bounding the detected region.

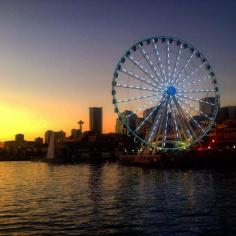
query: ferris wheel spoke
[
  {"left": 172, "top": 96, "right": 193, "bottom": 140},
  {"left": 127, "top": 55, "right": 160, "bottom": 88},
  {"left": 175, "top": 95, "right": 213, "bottom": 121},
  {"left": 175, "top": 61, "right": 207, "bottom": 87},
  {"left": 126, "top": 97, "right": 161, "bottom": 118},
  {"left": 116, "top": 83, "right": 157, "bottom": 92},
  {"left": 177, "top": 94, "right": 215, "bottom": 106},
  {"left": 137, "top": 45, "right": 164, "bottom": 86},
  {"left": 177, "top": 89, "right": 216, "bottom": 94},
  {"left": 113, "top": 36, "right": 219, "bottom": 151},
  {"left": 172, "top": 52, "right": 194, "bottom": 86},
  {"left": 146, "top": 97, "right": 167, "bottom": 143},
  {"left": 135, "top": 103, "right": 158, "bottom": 133},
  {"left": 169, "top": 98, "right": 180, "bottom": 140},
  {"left": 170, "top": 44, "right": 183, "bottom": 84},
  {"left": 151, "top": 96, "right": 168, "bottom": 147},
  {"left": 178, "top": 101, "right": 206, "bottom": 134},
  {"left": 116, "top": 94, "right": 156, "bottom": 103},
  {"left": 166, "top": 41, "right": 171, "bottom": 83},
  {"left": 119, "top": 68, "right": 157, "bottom": 88},
  {"left": 152, "top": 39, "right": 167, "bottom": 84},
  {"left": 154, "top": 103, "right": 167, "bottom": 146},
  {"left": 173, "top": 106, "right": 188, "bottom": 140},
  {"left": 135, "top": 97, "right": 163, "bottom": 133},
  {"left": 178, "top": 75, "right": 211, "bottom": 89},
  {"left": 174, "top": 98, "right": 199, "bottom": 140},
  {"left": 182, "top": 112, "right": 197, "bottom": 140},
  {"left": 162, "top": 97, "right": 170, "bottom": 147}
]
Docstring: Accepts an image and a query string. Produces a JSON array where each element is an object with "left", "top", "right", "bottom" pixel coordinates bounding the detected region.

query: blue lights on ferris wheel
[{"left": 167, "top": 86, "right": 176, "bottom": 96}]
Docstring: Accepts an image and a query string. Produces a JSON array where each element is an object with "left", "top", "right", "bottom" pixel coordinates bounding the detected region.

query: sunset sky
[{"left": 0, "top": 0, "right": 235, "bottom": 141}]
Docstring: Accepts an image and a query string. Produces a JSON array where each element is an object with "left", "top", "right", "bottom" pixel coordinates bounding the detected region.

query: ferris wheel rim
[{"left": 112, "top": 35, "right": 220, "bottom": 151}]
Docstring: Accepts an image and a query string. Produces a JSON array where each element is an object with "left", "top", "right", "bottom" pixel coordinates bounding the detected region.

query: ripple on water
[{"left": 0, "top": 162, "right": 236, "bottom": 235}]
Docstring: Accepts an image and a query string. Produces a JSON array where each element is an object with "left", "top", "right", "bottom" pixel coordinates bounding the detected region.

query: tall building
[
  {"left": 45, "top": 130, "right": 66, "bottom": 144},
  {"left": 54, "top": 131, "right": 66, "bottom": 143},
  {"left": 89, "top": 107, "right": 103, "bottom": 134},
  {"left": 15, "top": 134, "right": 24, "bottom": 142},
  {"left": 45, "top": 130, "right": 53, "bottom": 144},
  {"left": 143, "top": 106, "right": 160, "bottom": 123},
  {"left": 135, "top": 117, "right": 147, "bottom": 135},
  {"left": 115, "top": 117, "right": 125, "bottom": 134},
  {"left": 199, "top": 97, "right": 216, "bottom": 115},
  {"left": 35, "top": 137, "right": 43, "bottom": 144},
  {"left": 71, "top": 129, "right": 81, "bottom": 138},
  {"left": 218, "top": 106, "right": 236, "bottom": 123},
  {"left": 115, "top": 110, "right": 137, "bottom": 135}
]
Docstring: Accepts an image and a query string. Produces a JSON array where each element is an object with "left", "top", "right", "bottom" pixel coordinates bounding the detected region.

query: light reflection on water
[{"left": 0, "top": 161, "right": 236, "bottom": 235}]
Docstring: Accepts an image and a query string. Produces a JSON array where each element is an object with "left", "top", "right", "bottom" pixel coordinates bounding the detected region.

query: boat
[
  {"left": 119, "top": 149, "right": 236, "bottom": 169},
  {"left": 119, "top": 154, "right": 162, "bottom": 167}
]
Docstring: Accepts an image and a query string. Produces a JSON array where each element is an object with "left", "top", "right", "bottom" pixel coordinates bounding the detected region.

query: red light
[
  {"left": 212, "top": 139, "right": 215, "bottom": 143},
  {"left": 208, "top": 146, "right": 211, "bottom": 149}
]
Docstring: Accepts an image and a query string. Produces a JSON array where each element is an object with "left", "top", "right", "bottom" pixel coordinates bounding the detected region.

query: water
[{"left": 0, "top": 162, "right": 236, "bottom": 235}]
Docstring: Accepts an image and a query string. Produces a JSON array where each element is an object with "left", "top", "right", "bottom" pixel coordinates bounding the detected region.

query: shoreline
[{"left": 0, "top": 150, "right": 236, "bottom": 169}]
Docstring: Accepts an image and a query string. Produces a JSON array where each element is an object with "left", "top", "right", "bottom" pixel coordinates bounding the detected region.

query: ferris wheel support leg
[
  {"left": 172, "top": 97, "right": 190, "bottom": 140},
  {"left": 173, "top": 97, "right": 197, "bottom": 141},
  {"left": 176, "top": 100, "right": 207, "bottom": 146},
  {"left": 154, "top": 99, "right": 168, "bottom": 148},
  {"left": 145, "top": 97, "right": 167, "bottom": 145},
  {"left": 169, "top": 98, "right": 181, "bottom": 140},
  {"left": 162, "top": 97, "right": 170, "bottom": 147}
]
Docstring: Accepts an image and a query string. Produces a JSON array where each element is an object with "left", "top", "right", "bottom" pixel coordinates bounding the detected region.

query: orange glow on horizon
[
  {"left": 0, "top": 100, "right": 116, "bottom": 142},
  {"left": 0, "top": 101, "right": 49, "bottom": 141}
]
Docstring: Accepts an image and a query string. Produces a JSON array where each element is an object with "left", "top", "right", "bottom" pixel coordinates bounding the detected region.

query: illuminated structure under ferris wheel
[{"left": 112, "top": 36, "right": 220, "bottom": 151}]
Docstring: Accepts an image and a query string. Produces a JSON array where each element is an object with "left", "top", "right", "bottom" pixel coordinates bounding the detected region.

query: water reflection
[{"left": 0, "top": 162, "right": 235, "bottom": 235}]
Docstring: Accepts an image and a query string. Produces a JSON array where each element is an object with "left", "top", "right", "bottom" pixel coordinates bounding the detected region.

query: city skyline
[{"left": 0, "top": 0, "right": 236, "bottom": 141}]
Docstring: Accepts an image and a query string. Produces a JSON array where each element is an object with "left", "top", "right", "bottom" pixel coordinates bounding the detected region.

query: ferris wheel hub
[{"left": 166, "top": 86, "right": 176, "bottom": 96}]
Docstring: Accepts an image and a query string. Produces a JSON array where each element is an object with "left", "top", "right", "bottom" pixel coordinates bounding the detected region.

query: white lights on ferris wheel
[{"left": 112, "top": 36, "right": 220, "bottom": 151}]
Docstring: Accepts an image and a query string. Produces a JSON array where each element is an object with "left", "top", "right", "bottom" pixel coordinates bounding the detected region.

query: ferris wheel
[{"left": 112, "top": 36, "right": 220, "bottom": 151}]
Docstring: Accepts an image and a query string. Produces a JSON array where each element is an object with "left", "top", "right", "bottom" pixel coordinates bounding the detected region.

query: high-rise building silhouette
[
  {"left": 218, "top": 106, "right": 236, "bottom": 123},
  {"left": 15, "top": 134, "right": 24, "bottom": 142},
  {"left": 35, "top": 137, "right": 43, "bottom": 144},
  {"left": 45, "top": 130, "right": 53, "bottom": 144},
  {"left": 115, "top": 110, "right": 137, "bottom": 135},
  {"left": 89, "top": 107, "right": 103, "bottom": 134},
  {"left": 45, "top": 130, "right": 65, "bottom": 144},
  {"left": 71, "top": 129, "right": 81, "bottom": 138}
]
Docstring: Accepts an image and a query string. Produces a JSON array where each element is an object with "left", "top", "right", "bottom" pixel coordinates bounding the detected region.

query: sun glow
[
  {"left": 0, "top": 102, "right": 49, "bottom": 141},
  {"left": 0, "top": 100, "right": 116, "bottom": 142}
]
